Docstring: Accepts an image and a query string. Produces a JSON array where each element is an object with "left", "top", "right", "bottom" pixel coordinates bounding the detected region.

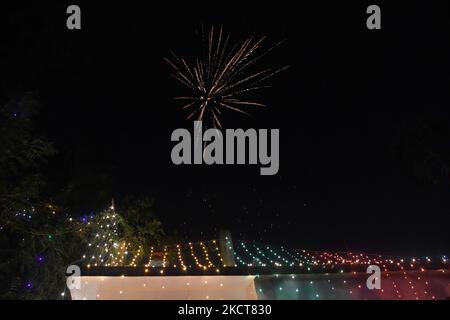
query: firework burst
[{"left": 165, "top": 26, "right": 287, "bottom": 129}]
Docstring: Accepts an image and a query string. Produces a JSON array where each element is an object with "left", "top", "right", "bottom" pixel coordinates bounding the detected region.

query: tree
[
  {"left": 0, "top": 93, "right": 55, "bottom": 216},
  {"left": 119, "top": 196, "right": 165, "bottom": 251},
  {"left": 0, "top": 94, "right": 82, "bottom": 299},
  {"left": 79, "top": 199, "right": 166, "bottom": 269},
  {"left": 0, "top": 94, "right": 169, "bottom": 298}
]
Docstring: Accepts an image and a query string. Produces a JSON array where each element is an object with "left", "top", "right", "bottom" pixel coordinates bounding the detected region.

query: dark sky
[{"left": 1, "top": 1, "right": 450, "bottom": 255}]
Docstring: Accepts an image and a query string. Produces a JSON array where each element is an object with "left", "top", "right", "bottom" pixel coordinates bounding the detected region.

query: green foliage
[
  {"left": 80, "top": 200, "right": 166, "bottom": 268},
  {"left": 0, "top": 94, "right": 55, "bottom": 213},
  {"left": 119, "top": 196, "right": 165, "bottom": 255},
  {"left": 0, "top": 204, "right": 84, "bottom": 299},
  {"left": 0, "top": 94, "right": 168, "bottom": 298},
  {"left": 0, "top": 94, "right": 79, "bottom": 299},
  {"left": 0, "top": 93, "right": 55, "bottom": 173}
]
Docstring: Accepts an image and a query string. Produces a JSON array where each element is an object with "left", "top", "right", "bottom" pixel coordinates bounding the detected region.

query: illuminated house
[{"left": 69, "top": 215, "right": 450, "bottom": 300}]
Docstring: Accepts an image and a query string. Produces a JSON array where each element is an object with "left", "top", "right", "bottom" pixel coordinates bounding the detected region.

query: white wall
[{"left": 70, "top": 275, "right": 257, "bottom": 300}]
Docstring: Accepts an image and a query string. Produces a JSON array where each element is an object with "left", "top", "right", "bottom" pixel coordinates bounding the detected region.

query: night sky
[{"left": 1, "top": 1, "right": 450, "bottom": 255}]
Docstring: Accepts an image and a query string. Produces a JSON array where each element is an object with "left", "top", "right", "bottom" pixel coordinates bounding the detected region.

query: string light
[
  {"left": 70, "top": 206, "right": 448, "bottom": 300},
  {"left": 176, "top": 244, "right": 187, "bottom": 271},
  {"left": 146, "top": 247, "right": 154, "bottom": 267},
  {"left": 189, "top": 242, "right": 205, "bottom": 269},
  {"left": 200, "top": 242, "right": 215, "bottom": 269}
]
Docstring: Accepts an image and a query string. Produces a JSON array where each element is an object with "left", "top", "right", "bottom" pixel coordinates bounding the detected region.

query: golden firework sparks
[{"left": 166, "top": 26, "right": 287, "bottom": 129}]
